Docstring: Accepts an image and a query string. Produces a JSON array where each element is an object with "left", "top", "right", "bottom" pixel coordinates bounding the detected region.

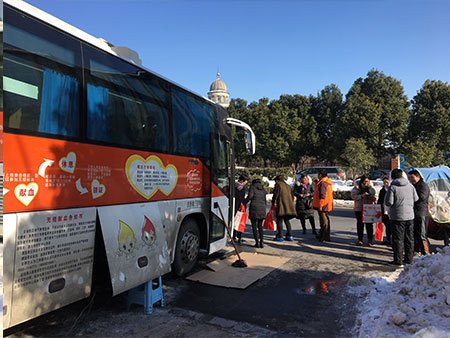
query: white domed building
[{"left": 208, "top": 72, "right": 229, "bottom": 108}]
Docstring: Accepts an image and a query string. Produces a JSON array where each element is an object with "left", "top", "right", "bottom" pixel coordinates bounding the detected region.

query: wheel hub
[{"left": 181, "top": 231, "right": 199, "bottom": 263}]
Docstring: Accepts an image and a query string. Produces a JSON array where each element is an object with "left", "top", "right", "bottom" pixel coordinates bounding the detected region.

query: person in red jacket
[{"left": 312, "top": 169, "right": 334, "bottom": 242}]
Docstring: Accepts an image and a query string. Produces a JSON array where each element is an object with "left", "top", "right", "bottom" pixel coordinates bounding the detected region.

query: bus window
[
  {"left": 171, "top": 88, "right": 212, "bottom": 158},
  {"left": 212, "top": 135, "right": 229, "bottom": 195},
  {"left": 3, "top": 7, "right": 81, "bottom": 137},
  {"left": 84, "top": 45, "right": 169, "bottom": 152}
]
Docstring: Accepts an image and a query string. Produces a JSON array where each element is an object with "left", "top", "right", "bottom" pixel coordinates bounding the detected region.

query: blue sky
[{"left": 25, "top": 0, "right": 450, "bottom": 104}]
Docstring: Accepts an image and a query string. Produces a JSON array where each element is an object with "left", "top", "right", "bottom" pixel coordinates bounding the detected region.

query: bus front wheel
[{"left": 173, "top": 218, "right": 200, "bottom": 276}]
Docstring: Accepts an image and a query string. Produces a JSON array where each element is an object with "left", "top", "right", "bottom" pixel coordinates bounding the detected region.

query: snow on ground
[
  {"left": 263, "top": 176, "right": 382, "bottom": 204},
  {"left": 351, "top": 246, "right": 450, "bottom": 338},
  {"left": 331, "top": 179, "right": 384, "bottom": 193},
  {"left": 263, "top": 177, "right": 383, "bottom": 192}
]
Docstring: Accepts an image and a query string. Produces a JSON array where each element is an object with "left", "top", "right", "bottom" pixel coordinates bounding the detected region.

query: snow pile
[{"left": 354, "top": 246, "right": 450, "bottom": 338}]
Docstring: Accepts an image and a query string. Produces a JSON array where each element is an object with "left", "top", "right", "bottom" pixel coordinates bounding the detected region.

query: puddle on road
[{"left": 297, "top": 280, "right": 339, "bottom": 295}]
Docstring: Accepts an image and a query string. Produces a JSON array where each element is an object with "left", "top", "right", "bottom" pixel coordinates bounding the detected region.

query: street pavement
[{"left": 6, "top": 207, "right": 445, "bottom": 338}]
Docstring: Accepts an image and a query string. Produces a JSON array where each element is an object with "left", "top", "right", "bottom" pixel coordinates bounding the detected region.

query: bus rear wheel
[{"left": 173, "top": 218, "right": 200, "bottom": 276}]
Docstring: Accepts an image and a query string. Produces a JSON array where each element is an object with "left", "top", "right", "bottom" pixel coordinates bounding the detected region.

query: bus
[{"left": 2, "top": 0, "right": 255, "bottom": 329}]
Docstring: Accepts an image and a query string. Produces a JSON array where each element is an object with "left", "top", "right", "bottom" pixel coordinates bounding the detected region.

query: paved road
[
  {"left": 6, "top": 208, "right": 445, "bottom": 337},
  {"left": 171, "top": 207, "right": 397, "bottom": 337}
]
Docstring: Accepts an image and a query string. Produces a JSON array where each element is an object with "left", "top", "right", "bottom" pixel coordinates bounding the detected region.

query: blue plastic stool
[{"left": 127, "top": 276, "right": 164, "bottom": 314}]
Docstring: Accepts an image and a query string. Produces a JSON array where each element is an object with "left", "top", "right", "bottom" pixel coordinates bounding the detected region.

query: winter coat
[
  {"left": 245, "top": 182, "right": 267, "bottom": 220},
  {"left": 272, "top": 180, "right": 296, "bottom": 217},
  {"left": 412, "top": 179, "right": 430, "bottom": 217},
  {"left": 293, "top": 182, "right": 314, "bottom": 218},
  {"left": 312, "top": 176, "right": 333, "bottom": 212},
  {"left": 351, "top": 186, "right": 376, "bottom": 212},
  {"left": 385, "top": 177, "right": 419, "bottom": 221},
  {"left": 234, "top": 181, "right": 247, "bottom": 215},
  {"left": 377, "top": 186, "right": 389, "bottom": 215}
]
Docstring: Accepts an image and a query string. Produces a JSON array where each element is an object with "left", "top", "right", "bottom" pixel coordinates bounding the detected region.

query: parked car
[
  {"left": 296, "top": 166, "right": 346, "bottom": 181},
  {"left": 367, "top": 170, "right": 390, "bottom": 180}
]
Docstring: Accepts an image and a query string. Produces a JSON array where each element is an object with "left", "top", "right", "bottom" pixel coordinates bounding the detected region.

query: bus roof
[{"left": 4, "top": 0, "right": 219, "bottom": 107}]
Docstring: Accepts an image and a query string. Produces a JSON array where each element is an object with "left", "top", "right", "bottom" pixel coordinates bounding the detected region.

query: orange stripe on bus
[{"left": 4, "top": 133, "right": 211, "bottom": 213}]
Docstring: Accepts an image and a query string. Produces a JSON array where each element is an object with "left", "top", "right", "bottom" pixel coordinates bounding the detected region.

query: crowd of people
[
  {"left": 233, "top": 169, "right": 334, "bottom": 248},
  {"left": 234, "top": 167, "right": 432, "bottom": 268}
]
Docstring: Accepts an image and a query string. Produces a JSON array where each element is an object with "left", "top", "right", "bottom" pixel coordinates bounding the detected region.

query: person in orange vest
[{"left": 312, "top": 169, "right": 333, "bottom": 242}]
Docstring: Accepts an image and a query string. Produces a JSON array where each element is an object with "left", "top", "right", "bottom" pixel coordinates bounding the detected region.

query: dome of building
[
  {"left": 208, "top": 72, "right": 230, "bottom": 108},
  {"left": 209, "top": 72, "right": 228, "bottom": 92}
]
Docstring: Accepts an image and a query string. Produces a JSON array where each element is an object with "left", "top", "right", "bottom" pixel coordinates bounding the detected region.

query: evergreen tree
[
  {"left": 247, "top": 98, "right": 271, "bottom": 165},
  {"left": 278, "top": 94, "right": 317, "bottom": 168},
  {"left": 406, "top": 80, "right": 450, "bottom": 165},
  {"left": 402, "top": 140, "right": 436, "bottom": 168},
  {"left": 341, "top": 138, "right": 376, "bottom": 174},
  {"left": 264, "top": 98, "right": 300, "bottom": 166},
  {"left": 336, "top": 70, "right": 409, "bottom": 160},
  {"left": 228, "top": 98, "right": 251, "bottom": 164},
  {"left": 310, "top": 84, "right": 343, "bottom": 163}
]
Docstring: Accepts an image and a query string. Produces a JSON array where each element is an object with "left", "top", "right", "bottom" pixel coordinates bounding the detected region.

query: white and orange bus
[{"left": 2, "top": 0, "right": 255, "bottom": 329}]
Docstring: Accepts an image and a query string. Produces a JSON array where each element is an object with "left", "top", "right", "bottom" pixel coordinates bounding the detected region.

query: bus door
[{"left": 209, "top": 135, "right": 231, "bottom": 252}]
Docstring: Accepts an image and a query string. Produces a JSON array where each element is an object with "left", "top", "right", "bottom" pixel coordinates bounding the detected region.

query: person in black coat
[
  {"left": 407, "top": 170, "right": 431, "bottom": 255},
  {"left": 233, "top": 175, "right": 248, "bottom": 243},
  {"left": 293, "top": 174, "right": 316, "bottom": 235},
  {"left": 245, "top": 178, "right": 267, "bottom": 248},
  {"left": 377, "top": 176, "right": 392, "bottom": 245}
]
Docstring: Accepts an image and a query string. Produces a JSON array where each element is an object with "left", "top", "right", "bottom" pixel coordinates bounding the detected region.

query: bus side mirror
[
  {"left": 245, "top": 130, "right": 255, "bottom": 155},
  {"left": 225, "top": 118, "right": 256, "bottom": 155}
]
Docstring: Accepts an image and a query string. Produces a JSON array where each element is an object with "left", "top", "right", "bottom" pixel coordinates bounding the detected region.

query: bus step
[{"left": 126, "top": 276, "right": 164, "bottom": 314}]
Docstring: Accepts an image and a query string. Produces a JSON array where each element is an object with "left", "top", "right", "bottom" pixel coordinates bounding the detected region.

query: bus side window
[
  {"left": 3, "top": 7, "right": 81, "bottom": 137},
  {"left": 171, "top": 88, "right": 212, "bottom": 158},
  {"left": 211, "top": 136, "right": 229, "bottom": 195},
  {"left": 84, "top": 45, "right": 169, "bottom": 152}
]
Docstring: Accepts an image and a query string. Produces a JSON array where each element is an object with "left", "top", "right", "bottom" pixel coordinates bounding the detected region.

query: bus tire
[{"left": 173, "top": 218, "right": 200, "bottom": 276}]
